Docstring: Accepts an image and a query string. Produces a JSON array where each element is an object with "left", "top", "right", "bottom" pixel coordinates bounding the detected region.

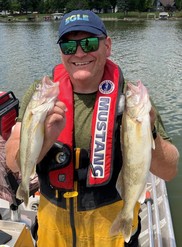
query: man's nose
[{"left": 75, "top": 45, "right": 86, "bottom": 56}]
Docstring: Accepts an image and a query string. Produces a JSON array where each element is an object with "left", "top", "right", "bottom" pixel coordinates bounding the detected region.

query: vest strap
[{"left": 87, "top": 60, "right": 123, "bottom": 186}]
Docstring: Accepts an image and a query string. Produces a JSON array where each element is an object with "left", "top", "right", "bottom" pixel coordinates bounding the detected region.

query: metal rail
[
  {"left": 151, "top": 174, "right": 163, "bottom": 247},
  {"left": 145, "top": 191, "right": 155, "bottom": 246},
  {"left": 139, "top": 173, "right": 176, "bottom": 247},
  {"left": 160, "top": 178, "right": 176, "bottom": 247}
]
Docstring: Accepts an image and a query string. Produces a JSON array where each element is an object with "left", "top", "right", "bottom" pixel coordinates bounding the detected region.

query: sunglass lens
[
  {"left": 81, "top": 38, "right": 99, "bottom": 53},
  {"left": 61, "top": 41, "right": 77, "bottom": 55}
]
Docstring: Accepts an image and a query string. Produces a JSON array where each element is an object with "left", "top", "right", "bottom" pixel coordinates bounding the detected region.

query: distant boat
[
  {"left": 51, "top": 13, "right": 64, "bottom": 21},
  {"left": 159, "top": 12, "right": 169, "bottom": 20}
]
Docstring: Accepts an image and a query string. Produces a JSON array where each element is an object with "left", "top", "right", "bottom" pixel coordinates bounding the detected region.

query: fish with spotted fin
[
  {"left": 16, "top": 76, "right": 59, "bottom": 206},
  {"left": 110, "top": 80, "right": 155, "bottom": 242}
]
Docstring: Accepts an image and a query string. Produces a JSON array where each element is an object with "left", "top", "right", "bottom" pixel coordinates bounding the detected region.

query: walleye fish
[
  {"left": 110, "top": 80, "right": 155, "bottom": 242},
  {"left": 16, "top": 76, "right": 59, "bottom": 206}
]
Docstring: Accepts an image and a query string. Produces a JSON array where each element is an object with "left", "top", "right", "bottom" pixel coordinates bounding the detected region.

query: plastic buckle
[{"left": 63, "top": 191, "right": 78, "bottom": 198}]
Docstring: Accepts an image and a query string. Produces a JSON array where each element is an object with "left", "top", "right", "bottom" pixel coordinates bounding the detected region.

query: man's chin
[{"left": 72, "top": 71, "right": 92, "bottom": 81}]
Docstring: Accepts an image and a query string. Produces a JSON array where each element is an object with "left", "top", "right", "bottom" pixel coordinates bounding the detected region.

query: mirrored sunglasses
[{"left": 58, "top": 36, "right": 106, "bottom": 55}]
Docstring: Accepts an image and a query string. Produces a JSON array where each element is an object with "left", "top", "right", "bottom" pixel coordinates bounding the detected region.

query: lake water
[{"left": 0, "top": 19, "right": 182, "bottom": 245}]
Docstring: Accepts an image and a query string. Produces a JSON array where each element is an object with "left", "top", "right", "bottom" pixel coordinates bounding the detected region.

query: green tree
[
  {"left": 138, "top": 0, "right": 147, "bottom": 11},
  {"left": 10, "top": 0, "right": 21, "bottom": 13},
  {"left": 29, "top": 0, "right": 40, "bottom": 12},
  {"left": 127, "top": 0, "right": 139, "bottom": 10},
  {"left": 117, "top": 0, "right": 129, "bottom": 13},
  {"left": 17, "top": 0, "right": 43, "bottom": 13},
  {"left": 117, "top": 0, "right": 153, "bottom": 11},
  {"left": 65, "top": 0, "right": 89, "bottom": 12},
  {"left": 102, "top": 0, "right": 111, "bottom": 12},
  {"left": 53, "top": 0, "right": 67, "bottom": 13},
  {"left": 36, "top": 0, "right": 45, "bottom": 13},
  {"left": 89, "top": 0, "right": 111, "bottom": 12},
  {"left": 18, "top": 0, "right": 31, "bottom": 13},
  {"left": 44, "top": 0, "right": 51, "bottom": 13},
  {"left": 176, "top": 0, "right": 182, "bottom": 10},
  {"left": 0, "top": 0, "right": 11, "bottom": 12},
  {"left": 109, "top": 0, "right": 117, "bottom": 11},
  {"left": 145, "top": 0, "right": 155, "bottom": 10}
]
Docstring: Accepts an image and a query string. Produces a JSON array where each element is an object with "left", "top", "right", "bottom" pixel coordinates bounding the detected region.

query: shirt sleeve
[{"left": 150, "top": 98, "right": 172, "bottom": 142}]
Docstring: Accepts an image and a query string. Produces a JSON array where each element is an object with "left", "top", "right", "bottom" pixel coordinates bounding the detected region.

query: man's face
[{"left": 60, "top": 32, "right": 111, "bottom": 89}]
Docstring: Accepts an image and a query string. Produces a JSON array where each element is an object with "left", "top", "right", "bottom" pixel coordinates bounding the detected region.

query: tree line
[{"left": 0, "top": 0, "right": 181, "bottom": 14}]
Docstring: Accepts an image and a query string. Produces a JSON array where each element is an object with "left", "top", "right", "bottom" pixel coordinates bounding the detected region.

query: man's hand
[{"left": 44, "top": 100, "right": 67, "bottom": 143}]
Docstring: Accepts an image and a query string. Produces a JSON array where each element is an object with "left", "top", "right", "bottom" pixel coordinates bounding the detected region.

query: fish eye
[
  {"left": 126, "top": 90, "right": 132, "bottom": 97},
  {"left": 36, "top": 83, "right": 41, "bottom": 91}
]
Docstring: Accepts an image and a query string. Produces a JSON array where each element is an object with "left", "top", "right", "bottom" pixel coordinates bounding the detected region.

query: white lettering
[
  {"left": 92, "top": 97, "right": 111, "bottom": 178},
  {"left": 65, "top": 14, "right": 89, "bottom": 25}
]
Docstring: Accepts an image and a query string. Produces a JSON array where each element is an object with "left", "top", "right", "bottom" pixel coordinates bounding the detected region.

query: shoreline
[
  {"left": 1, "top": 12, "right": 182, "bottom": 23},
  {"left": 0, "top": 17, "right": 182, "bottom": 23}
]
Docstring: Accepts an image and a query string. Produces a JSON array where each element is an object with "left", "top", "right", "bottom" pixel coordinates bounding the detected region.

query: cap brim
[{"left": 57, "top": 25, "right": 105, "bottom": 43}]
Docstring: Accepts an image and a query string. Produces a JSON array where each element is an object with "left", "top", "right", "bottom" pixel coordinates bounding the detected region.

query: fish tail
[
  {"left": 16, "top": 183, "right": 29, "bottom": 207},
  {"left": 110, "top": 212, "right": 133, "bottom": 243}
]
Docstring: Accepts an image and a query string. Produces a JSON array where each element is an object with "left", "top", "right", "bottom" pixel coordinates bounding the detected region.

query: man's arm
[
  {"left": 149, "top": 107, "right": 179, "bottom": 181},
  {"left": 150, "top": 135, "right": 179, "bottom": 181},
  {"left": 5, "top": 122, "right": 21, "bottom": 173}
]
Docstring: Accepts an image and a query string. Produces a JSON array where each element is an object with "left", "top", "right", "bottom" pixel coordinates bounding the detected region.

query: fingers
[
  {"left": 44, "top": 100, "right": 67, "bottom": 142},
  {"left": 46, "top": 101, "right": 67, "bottom": 122},
  {"left": 48, "top": 100, "right": 67, "bottom": 115},
  {"left": 54, "top": 100, "right": 68, "bottom": 113},
  {"left": 48, "top": 102, "right": 66, "bottom": 123}
]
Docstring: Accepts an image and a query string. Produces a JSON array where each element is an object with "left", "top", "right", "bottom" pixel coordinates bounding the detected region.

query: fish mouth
[
  {"left": 43, "top": 76, "right": 59, "bottom": 91},
  {"left": 127, "top": 80, "right": 142, "bottom": 89},
  {"left": 127, "top": 80, "right": 143, "bottom": 94},
  {"left": 44, "top": 76, "right": 54, "bottom": 86}
]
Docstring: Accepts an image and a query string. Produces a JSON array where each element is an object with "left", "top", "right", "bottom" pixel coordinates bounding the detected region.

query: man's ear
[{"left": 105, "top": 36, "right": 112, "bottom": 57}]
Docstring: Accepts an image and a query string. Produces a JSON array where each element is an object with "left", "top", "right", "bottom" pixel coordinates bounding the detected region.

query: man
[{"left": 5, "top": 10, "right": 179, "bottom": 247}]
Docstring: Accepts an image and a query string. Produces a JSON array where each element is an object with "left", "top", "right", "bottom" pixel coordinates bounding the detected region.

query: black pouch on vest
[
  {"left": 47, "top": 143, "right": 91, "bottom": 190},
  {"left": 46, "top": 142, "right": 73, "bottom": 190},
  {"left": 38, "top": 142, "right": 91, "bottom": 191}
]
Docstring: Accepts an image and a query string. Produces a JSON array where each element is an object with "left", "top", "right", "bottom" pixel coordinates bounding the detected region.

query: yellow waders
[{"left": 37, "top": 195, "right": 140, "bottom": 247}]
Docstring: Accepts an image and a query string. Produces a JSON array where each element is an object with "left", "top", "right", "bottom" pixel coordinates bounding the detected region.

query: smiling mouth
[{"left": 73, "top": 61, "right": 91, "bottom": 66}]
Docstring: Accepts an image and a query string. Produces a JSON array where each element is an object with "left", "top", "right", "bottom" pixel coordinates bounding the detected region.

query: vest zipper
[
  {"left": 65, "top": 195, "right": 77, "bottom": 247},
  {"left": 68, "top": 148, "right": 80, "bottom": 247},
  {"left": 69, "top": 198, "right": 76, "bottom": 247}
]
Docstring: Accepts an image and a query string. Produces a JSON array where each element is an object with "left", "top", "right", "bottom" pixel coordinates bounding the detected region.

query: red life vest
[{"left": 49, "top": 59, "right": 124, "bottom": 190}]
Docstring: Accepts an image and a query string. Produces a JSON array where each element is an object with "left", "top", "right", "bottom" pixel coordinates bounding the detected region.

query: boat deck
[
  {"left": 0, "top": 173, "right": 176, "bottom": 247},
  {"left": 139, "top": 173, "right": 176, "bottom": 247}
]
